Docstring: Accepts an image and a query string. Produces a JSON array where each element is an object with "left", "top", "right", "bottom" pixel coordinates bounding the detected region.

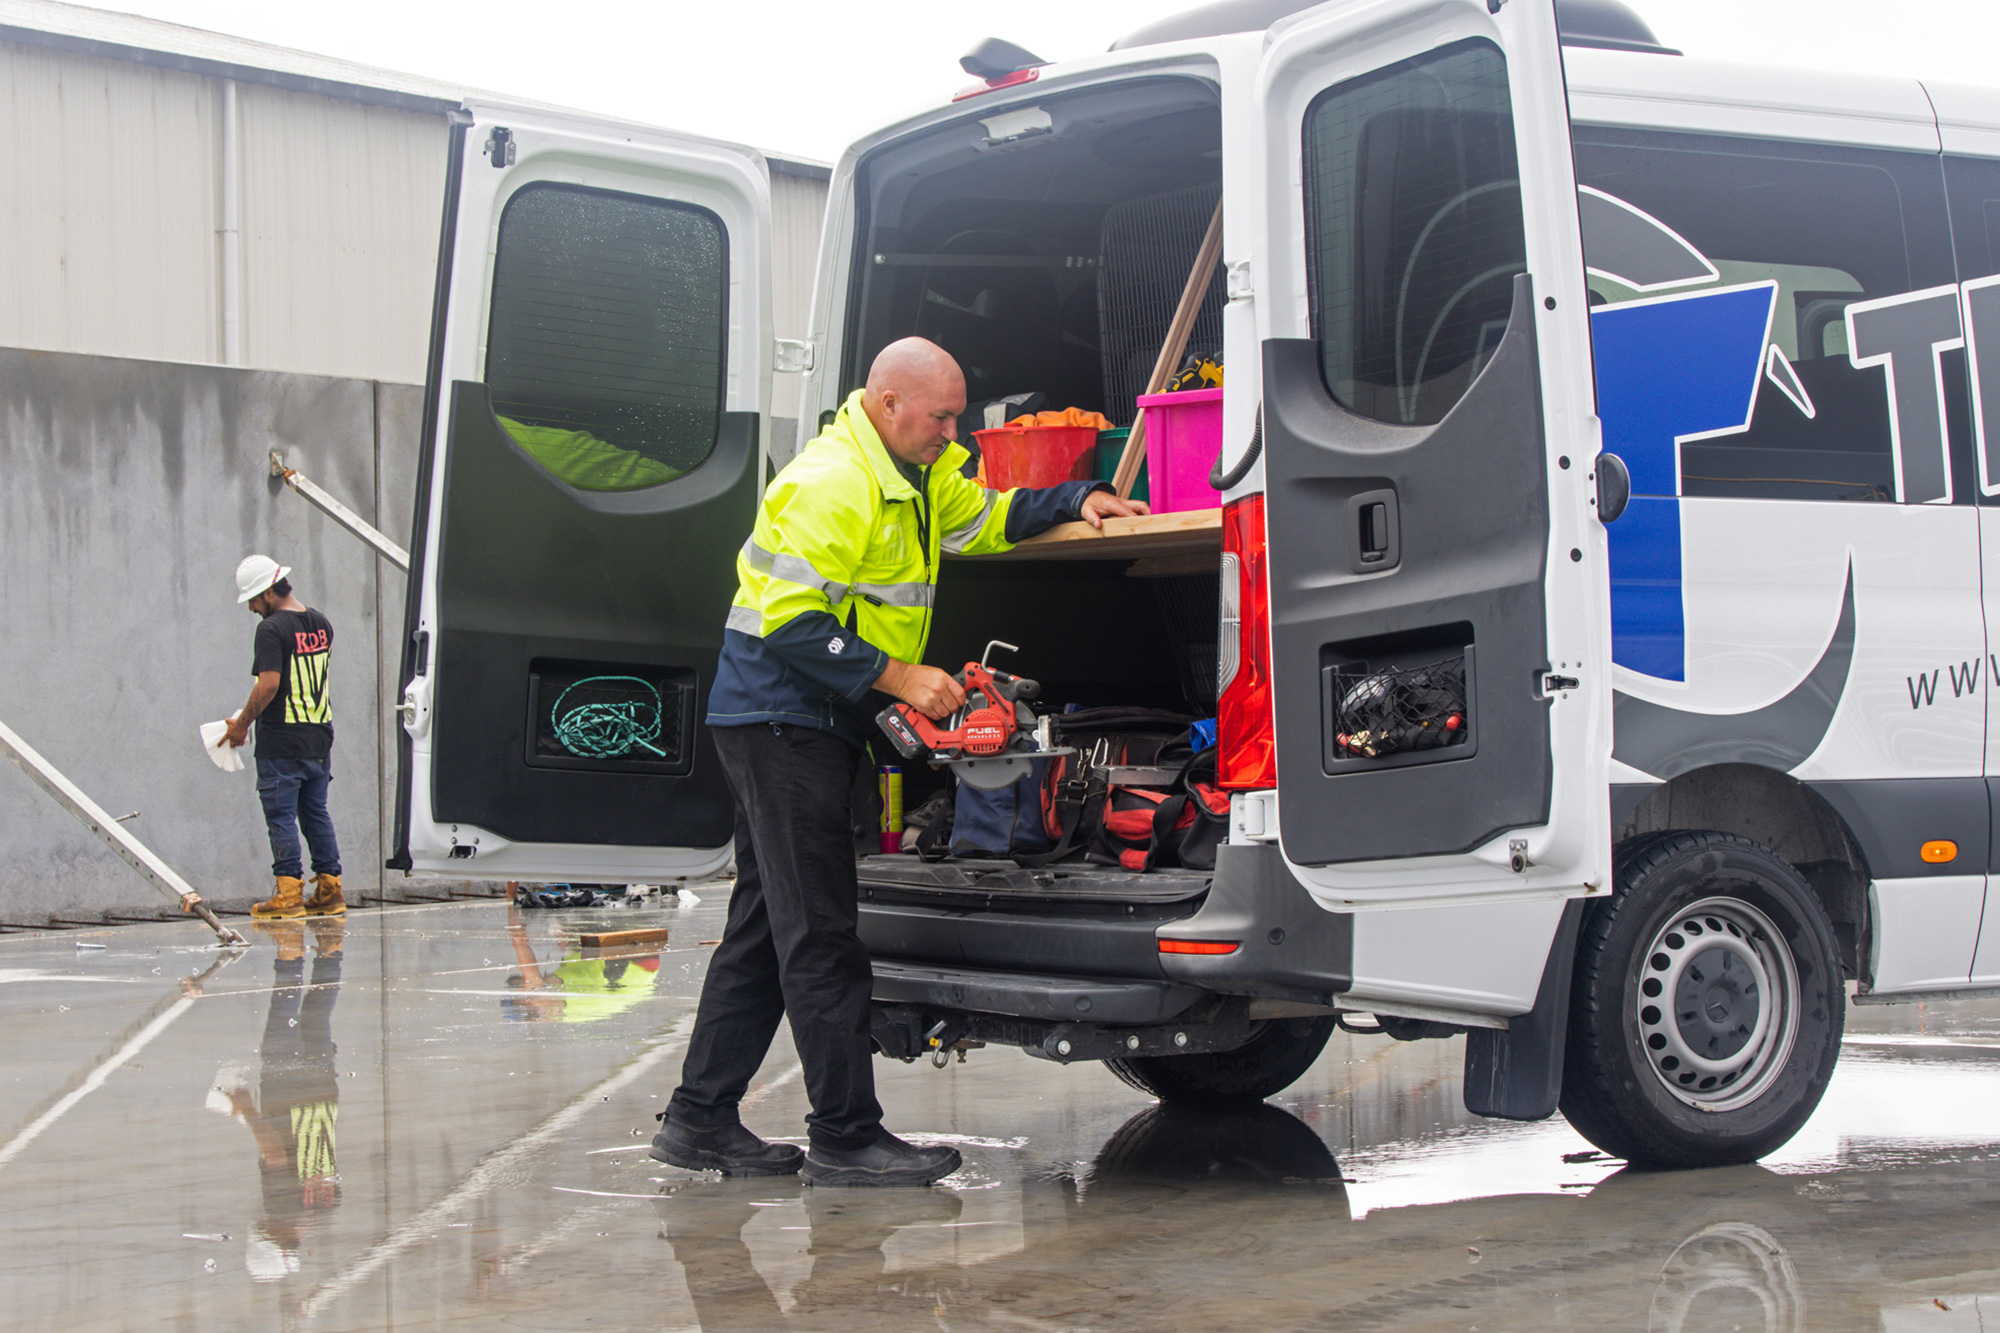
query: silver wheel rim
[{"left": 1633, "top": 895, "right": 1799, "bottom": 1112}]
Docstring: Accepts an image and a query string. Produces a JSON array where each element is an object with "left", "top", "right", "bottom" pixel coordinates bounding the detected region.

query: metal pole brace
[
  {"left": 270, "top": 450, "right": 410, "bottom": 571},
  {"left": 0, "top": 718, "right": 246, "bottom": 946}
]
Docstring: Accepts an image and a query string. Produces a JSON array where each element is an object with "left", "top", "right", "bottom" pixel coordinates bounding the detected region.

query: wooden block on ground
[{"left": 577, "top": 926, "right": 673, "bottom": 948}]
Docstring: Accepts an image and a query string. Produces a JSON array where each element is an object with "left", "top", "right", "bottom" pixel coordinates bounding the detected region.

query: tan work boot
[
  {"left": 303, "top": 873, "right": 346, "bottom": 918},
  {"left": 251, "top": 875, "right": 307, "bottom": 920}
]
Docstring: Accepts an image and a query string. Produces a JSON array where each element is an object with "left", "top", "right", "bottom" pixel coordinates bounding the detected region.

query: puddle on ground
[{"left": 3, "top": 899, "right": 1999, "bottom": 1330}]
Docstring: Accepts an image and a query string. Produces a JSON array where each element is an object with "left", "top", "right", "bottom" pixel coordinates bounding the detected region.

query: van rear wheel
[
  {"left": 1105, "top": 1016, "right": 1334, "bottom": 1105},
  {"left": 1560, "top": 831, "right": 1843, "bottom": 1168}
]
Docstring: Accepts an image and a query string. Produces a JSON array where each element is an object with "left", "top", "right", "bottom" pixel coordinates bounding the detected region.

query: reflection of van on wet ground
[{"left": 390, "top": 0, "right": 2000, "bottom": 1167}]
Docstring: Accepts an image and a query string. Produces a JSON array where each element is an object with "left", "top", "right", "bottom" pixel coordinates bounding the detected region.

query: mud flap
[{"left": 1462, "top": 899, "right": 1584, "bottom": 1120}]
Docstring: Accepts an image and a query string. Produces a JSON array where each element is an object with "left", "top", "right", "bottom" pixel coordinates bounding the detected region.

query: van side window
[
  {"left": 485, "top": 183, "right": 728, "bottom": 492},
  {"left": 1574, "top": 129, "right": 1965, "bottom": 504},
  {"left": 1303, "top": 38, "right": 1525, "bottom": 427},
  {"left": 1944, "top": 153, "right": 2000, "bottom": 503}
]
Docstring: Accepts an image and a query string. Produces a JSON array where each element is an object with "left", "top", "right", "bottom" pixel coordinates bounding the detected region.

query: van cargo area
[
  {"left": 845, "top": 77, "right": 1224, "bottom": 426},
  {"left": 840, "top": 76, "right": 1229, "bottom": 880}
]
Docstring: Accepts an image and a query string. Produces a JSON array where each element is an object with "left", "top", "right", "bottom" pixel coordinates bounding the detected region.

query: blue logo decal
[{"left": 1591, "top": 282, "right": 1776, "bottom": 681}]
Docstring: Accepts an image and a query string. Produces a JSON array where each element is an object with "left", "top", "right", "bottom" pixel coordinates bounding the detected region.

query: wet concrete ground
[{"left": 5, "top": 892, "right": 2000, "bottom": 1332}]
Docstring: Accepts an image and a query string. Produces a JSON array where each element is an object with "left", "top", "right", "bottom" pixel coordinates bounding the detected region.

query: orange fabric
[{"left": 1008, "top": 408, "right": 1114, "bottom": 432}]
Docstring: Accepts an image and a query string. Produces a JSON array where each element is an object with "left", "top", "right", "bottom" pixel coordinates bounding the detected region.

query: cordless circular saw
[{"left": 875, "top": 641, "right": 1070, "bottom": 790}]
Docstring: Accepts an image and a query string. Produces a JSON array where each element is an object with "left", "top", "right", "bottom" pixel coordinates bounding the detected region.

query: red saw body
[
  {"left": 877, "top": 661, "right": 1030, "bottom": 762},
  {"left": 876, "top": 643, "right": 1071, "bottom": 790}
]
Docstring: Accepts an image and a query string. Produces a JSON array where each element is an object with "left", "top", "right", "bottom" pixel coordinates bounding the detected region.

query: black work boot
[
  {"left": 801, "top": 1130, "right": 962, "bottom": 1188},
  {"left": 650, "top": 1115, "right": 804, "bottom": 1176}
]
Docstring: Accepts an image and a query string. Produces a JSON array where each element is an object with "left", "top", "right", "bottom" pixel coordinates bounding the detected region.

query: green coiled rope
[{"left": 550, "top": 676, "right": 666, "bottom": 759}]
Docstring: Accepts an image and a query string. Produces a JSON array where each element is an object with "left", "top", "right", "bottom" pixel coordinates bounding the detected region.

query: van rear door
[
  {"left": 1252, "top": 0, "right": 1612, "bottom": 905},
  {"left": 390, "top": 102, "right": 768, "bottom": 881}
]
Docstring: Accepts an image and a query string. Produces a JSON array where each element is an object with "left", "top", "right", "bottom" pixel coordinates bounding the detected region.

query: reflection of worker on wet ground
[
  {"left": 657, "top": 1185, "right": 960, "bottom": 1332},
  {"left": 218, "top": 918, "right": 344, "bottom": 1281},
  {"left": 654, "top": 1104, "right": 1344, "bottom": 1328},
  {"left": 502, "top": 902, "right": 661, "bottom": 1022}
]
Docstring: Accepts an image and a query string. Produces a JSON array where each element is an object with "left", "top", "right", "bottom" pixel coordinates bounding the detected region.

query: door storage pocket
[{"left": 1328, "top": 657, "right": 1468, "bottom": 760}]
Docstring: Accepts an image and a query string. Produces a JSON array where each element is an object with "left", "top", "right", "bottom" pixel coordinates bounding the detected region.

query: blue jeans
[{"left": 256, "top": 757, "right": 342, "bottom": 880}]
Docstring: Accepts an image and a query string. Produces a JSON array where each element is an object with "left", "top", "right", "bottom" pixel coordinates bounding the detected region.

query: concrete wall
[{"left": 0, "top": 346, "right": 476, "bottom": 925}]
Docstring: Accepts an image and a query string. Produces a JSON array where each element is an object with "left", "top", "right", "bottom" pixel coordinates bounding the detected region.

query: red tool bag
[
  {"left": 1010, "top": 709, "right": 1224, "bottom": 873},
  {"left": 1092, "top": 744, "right": 1229, "bottom": 872}
]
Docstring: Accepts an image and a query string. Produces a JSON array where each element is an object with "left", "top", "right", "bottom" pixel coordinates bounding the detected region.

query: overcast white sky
[{"left": 87, "top": 0, "right": 2000, "bottom": 163}]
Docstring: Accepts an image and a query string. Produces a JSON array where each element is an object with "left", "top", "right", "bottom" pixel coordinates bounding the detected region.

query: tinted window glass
[
  {"left": 1305, "top": 39, "right": 1525, "bottom": 427},
  {"left": 486, "top": 184, "right": 727, "bottom": 492},
  {"left": 1575, "top": 129, "right": 1962, "bottom": 504}
]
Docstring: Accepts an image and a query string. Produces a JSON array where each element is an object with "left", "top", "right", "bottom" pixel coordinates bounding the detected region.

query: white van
[{"left": 391, "top": 0, "right": 2000, "bottom": 1168}]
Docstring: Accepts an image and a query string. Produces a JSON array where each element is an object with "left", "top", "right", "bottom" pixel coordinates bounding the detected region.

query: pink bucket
[{"left": 1136, "top": 387, "right": 1223, "bottom": 513}]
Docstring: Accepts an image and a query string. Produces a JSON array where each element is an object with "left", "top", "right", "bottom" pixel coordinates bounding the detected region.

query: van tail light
[
  {"left": 952, "top": 68, "right": 1039, "bottom": 101},
  {"left": 1217, "top": 495, "right": 1275, "bottom": 790}
]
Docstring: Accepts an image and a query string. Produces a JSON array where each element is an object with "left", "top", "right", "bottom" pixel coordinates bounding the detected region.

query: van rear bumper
[
  {"left": 857, "top": 842, "right": 1352, "bottom": 1013},
  {"left": 870, "top": 959, "right": 1202, "bottom": 1026}
]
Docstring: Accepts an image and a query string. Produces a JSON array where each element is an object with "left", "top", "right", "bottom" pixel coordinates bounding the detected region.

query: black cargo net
[
  {"left": 1332, "top": 658, "right": 1468, "bottom": 759},
  {"left": 1151, "top": 572, "right": 1220, "bottom": 713}
]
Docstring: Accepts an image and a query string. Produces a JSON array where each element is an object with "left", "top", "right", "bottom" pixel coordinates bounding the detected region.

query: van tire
[
  {"left": 1560, "top": 830, "right": 1844, "bottom": 1168},
  {"left": 1104, "top": 1016, "right": 1335, "bottom": 1105}
]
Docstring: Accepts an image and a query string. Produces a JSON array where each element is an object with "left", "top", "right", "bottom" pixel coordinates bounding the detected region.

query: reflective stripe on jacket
[{"left": 707, "top": 389, "right": 1105, "bottom": 744}]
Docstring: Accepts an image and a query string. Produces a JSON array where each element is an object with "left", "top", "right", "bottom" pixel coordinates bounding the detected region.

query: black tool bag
[
  {"left": 1087, "top": 742, "right": 1229, "bottom": 872},
  {"left": 1165, "top": 744, "right": 1230, "bottom": 871},
  {"left": 1012, "top": 709, "right": 1197, "bottom": 870}
]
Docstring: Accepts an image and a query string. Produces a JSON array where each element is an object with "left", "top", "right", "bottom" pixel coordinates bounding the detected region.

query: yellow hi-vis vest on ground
[{"left": 707, "top": 390, "right": 1101, "bottom": 743}]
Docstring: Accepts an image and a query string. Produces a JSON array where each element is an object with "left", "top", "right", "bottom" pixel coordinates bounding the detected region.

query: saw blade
[{"left": 944, "top": 745, "right": 1074, "bottom": 791}]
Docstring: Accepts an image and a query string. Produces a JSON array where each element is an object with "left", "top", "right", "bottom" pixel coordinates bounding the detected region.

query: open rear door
[
  {"left": 390, "top": 101, "right": 769, "bottom": 880},
  {"left": 1253, "top": 0, "right": 1611, "bottom": 905}
]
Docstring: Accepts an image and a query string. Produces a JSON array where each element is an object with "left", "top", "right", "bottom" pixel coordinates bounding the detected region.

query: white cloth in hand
[{"left": 200, "top": 715, "right": 245, "bottom": 772}]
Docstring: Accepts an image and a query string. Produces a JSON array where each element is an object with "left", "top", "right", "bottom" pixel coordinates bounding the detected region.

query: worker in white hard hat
[{"left": 223, "top": 555, "right": 344, "bottom": 920}]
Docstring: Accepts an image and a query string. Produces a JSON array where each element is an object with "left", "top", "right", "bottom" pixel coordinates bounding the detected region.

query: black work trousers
[{"left": 668, "top": 721, "right": 883, "bottom": 1151}]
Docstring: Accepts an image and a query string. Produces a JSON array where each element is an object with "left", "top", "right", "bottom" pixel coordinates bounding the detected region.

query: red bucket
[{"left": 972, "top": 425, "right": 1097, "bottom": 489}]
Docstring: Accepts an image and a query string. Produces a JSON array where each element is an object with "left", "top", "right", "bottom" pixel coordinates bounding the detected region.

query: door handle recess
[{"left": 1349, "top": 488, "right": 1399, "bottom": 574}]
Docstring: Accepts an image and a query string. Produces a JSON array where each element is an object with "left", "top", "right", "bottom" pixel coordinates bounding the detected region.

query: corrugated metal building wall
[{"left": 0, "top": 0, "right": 830, "bottom": 394}]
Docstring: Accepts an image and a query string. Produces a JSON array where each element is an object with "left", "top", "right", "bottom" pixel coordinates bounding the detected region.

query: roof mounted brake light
[
  {"left": 954, "top": 36, "right": 1045, "bottom": 101},
  {"left": 954, "top": 68, "right": 1039, "bottom": 101}
]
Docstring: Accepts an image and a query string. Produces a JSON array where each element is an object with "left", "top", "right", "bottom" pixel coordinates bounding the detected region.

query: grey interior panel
[{"left": 429, "top": 384, "right": 757, "bottom": 847}]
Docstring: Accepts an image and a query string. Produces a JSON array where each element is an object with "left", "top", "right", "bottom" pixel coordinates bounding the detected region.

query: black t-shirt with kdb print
[{"left": 251, "top": 608, "right": 335, "bottom": 760}]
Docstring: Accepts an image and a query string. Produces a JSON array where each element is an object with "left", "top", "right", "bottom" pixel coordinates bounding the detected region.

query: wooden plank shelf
[{"left": 953, "top": 507, "right": 1221, "bottom": 562}]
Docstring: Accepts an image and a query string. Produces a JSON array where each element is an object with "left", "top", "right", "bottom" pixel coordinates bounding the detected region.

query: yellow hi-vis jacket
[{"left": 706, "top": 389, "right": 1104, "bottom": 744}]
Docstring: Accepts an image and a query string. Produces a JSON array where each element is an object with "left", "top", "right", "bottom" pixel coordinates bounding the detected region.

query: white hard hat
[{"left": 235, "top": 554, "right": 291, "bottom": 604}]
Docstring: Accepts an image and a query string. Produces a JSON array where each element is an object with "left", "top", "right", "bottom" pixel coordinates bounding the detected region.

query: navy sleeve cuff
[
  {"left": 1003, "top": 480, "right": 1110, "bottom": 542},
  {"left": 762, "top": 610, "right": 889, "bottom": 701}
]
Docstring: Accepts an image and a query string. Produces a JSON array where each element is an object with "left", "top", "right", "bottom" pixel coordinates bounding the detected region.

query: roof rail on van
[{"left": 1109, "top": 0, "right": 1680, "bottom": 57}]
